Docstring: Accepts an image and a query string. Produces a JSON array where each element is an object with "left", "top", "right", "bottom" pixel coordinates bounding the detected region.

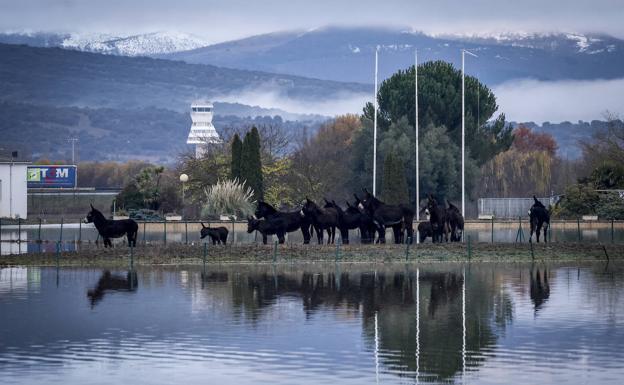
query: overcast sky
[{"left": 2, "top": 0, "right": 623, "bottom": 42}]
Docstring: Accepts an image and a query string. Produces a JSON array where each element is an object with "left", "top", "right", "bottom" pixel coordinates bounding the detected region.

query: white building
[
  {"left": 187, "top": 101, "right": 221, "bottom": 158},
  {"left": 0, "top": 161, "right": 29, "bottom": 219}
]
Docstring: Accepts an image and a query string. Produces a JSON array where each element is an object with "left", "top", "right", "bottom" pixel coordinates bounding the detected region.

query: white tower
[{"left": 187, "top": 101, "right": 221, "bottom": 157}]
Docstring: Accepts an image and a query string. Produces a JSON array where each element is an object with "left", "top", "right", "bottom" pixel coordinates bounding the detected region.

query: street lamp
[
  {"left": 461, "top": 49, "right": 477, "bottom": 219},
  {"left": 179, "top": 173, "right": 188, "bottom": 218}
]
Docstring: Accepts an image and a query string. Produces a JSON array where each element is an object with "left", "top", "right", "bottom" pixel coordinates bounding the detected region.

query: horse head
[
  {"left": 246, "top": 216, "right": 259, "bottom": 233},
  {"left": 85, "top": 204, "right": 103, "bottom": 224}
]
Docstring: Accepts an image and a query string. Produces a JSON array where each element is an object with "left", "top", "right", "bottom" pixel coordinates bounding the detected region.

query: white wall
[{"left": 0, "top": 163, "right": 28, "bottom": 219}]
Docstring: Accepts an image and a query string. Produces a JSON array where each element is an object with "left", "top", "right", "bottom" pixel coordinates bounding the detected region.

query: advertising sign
[{"left": 27, "top": 165, "right": 77, "bottom": 188}]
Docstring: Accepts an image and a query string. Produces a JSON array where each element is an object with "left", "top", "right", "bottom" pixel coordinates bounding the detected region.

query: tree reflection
[
  {"left": 87, "top": 270, "right": 138, "bottom": 307},
  {"left": 224, "top": 266, "right": 514, "bottom": 381}
]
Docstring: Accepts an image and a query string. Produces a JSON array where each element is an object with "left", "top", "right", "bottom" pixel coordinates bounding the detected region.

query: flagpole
[
  {"left": 461, "top": 49, "right": 477, "bottom": 219},
  {"left": 415, "top": 50, "right": 419, "bottom": 222},
  {"left": 373, "top": 47, "right": 379, "bottom": 196}
]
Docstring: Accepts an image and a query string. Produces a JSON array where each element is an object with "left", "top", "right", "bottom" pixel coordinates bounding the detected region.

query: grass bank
[{"left": 1, "top": 242, "right": 622, "bottom": 268}]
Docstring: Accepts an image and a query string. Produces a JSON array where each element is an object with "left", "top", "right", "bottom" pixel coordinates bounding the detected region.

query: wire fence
[{"left": 1, "top": 217, "right": 623, "bottom": 256}]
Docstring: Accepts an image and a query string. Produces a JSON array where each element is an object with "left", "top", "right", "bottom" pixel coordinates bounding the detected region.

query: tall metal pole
[
  {"left": 373, "top": 48, "right": 379, "bottom": 196},
  {"left": 415, "top": 50, "right": 419, "bottom": 221},
  {"left": 67, "top": 137, "right": 78, "bottom": 164},
  {"left": 461, "top": 49, "right": 477, "bottom": 219},
  {"left": 461, "top": 50, "right": 465, "bottom": 218}
]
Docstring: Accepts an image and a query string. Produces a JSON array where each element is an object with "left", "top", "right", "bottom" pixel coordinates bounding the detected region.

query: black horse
[
  {"left": 200, "top": 223, "right": 229, "bottom": 245},
  {"left": 255, "top": 200, "right": 314, "bottom": 244},
  {"left": 247, "top": 216, "right": 286, "bottom": 244},
  {"left": 351, "top": 195, "right": 378, "bottom": 243},
  {"left": 359, "top": 189, "right": 414, "bottom": 244},
  {"left": 302, "top": 198, "right": 339, "bottom": 244},
  {"left": 87, "top": 270, "right": 138, "bottom": 307},
  {"left": 85, "top": 204, "right": 138, "bottom": 247},
  {"left": 417, "top": 221, "right": 433, "bottom": 243},
  {"left": 446, "top": 200, "right": 464, "bottom": 242},
  {"left": 529, "top": 196, "right": 550, "bottom": 243},
  {"left": 426, "top": 195, "right": 449, "bottom": 243}
]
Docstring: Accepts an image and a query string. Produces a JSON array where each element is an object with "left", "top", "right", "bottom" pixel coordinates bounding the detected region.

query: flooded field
[{"left": 1, "top": 262, "right": 623, "bottom": 384}]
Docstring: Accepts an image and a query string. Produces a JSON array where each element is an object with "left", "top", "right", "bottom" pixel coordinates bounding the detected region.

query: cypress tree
[
  {"left": 241, "top": 126, "right": 264, "bottom": 200},
  {"left": 230, "top": 133, "right": 243, "bottom": 180},
  {"left": 381, "top": 153, "right": 409, "bottom": 205}
]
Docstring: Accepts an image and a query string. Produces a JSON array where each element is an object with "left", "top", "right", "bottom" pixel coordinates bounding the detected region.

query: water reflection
[
  {"left": 530, "top": 266, "right": 550, "bottom": 313},
  {"left": 0, "top": 263, "right": 623, "bottom": 385},
  {"left": 87, "top": 270, "right": 138, "bottom": 307}
]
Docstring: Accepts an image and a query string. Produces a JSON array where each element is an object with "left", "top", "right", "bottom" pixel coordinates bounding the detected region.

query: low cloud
[
  {"left": 494, "top": 78, "right": 624, "bottom": 123},
  {"left": 215, "top": 85, "right": 370, "bottom": 117}
]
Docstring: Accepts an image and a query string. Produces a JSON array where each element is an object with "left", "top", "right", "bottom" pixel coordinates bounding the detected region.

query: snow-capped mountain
[
  {"left": 160, "top": 26, "right": 624, "bottom": 85},
  {"left": 60, "top": 31, "right": 208, "bottom": 56},
  {"left": 0, "top": 31, "right": 208, "bottom": 56}
]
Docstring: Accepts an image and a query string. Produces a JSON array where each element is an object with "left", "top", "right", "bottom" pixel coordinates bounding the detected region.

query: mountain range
[{"left": 3, "top": 27, "right": 623, "bottom": 86}]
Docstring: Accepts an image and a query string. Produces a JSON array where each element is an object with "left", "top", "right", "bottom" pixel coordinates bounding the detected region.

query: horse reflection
[
  {"left": 87, "top": 270, "right": 138, "bottom": 307},
  {"left": 429, "top": 272, "right": 463, "bottom": 317},
  {"left": 530, "top": 267, "right": 550, "bottom": 313}
]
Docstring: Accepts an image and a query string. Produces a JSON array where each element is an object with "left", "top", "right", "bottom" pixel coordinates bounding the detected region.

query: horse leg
[
  {"left": 278, "top": 232, "right": 285, "bottom": 244},
  {"left": 302, "top": 226, "right": 311, "bottom": 244},
  {"left": 104, "top": 238, "right": 112, "bottom": 248},
  {"left": 529, "top": 222, "right": 535, "bottom": 243},
  {"left": 340, "top": 227, "right": 349, "bottom": 244},
  {"left": 536, "top": 223, "right": 542, "bottom": 243},
  {"left": 262, "top": 234, "right": 268, "bottom": 245}
]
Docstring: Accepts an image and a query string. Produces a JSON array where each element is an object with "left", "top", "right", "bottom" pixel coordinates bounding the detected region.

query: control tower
[{"left": 187, "top": 101, "right": 221, "bottom": 157}]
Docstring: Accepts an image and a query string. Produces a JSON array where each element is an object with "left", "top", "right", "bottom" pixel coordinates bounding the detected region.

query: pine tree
[
  {"left": 381, "top": 153, "right": 409, "bottom": 205},
  {"left": 230, "top": 133, "right": 242, "bottom": 180},
  {"left": 241, "top": 126, "right": 264, "bottom": 200}
]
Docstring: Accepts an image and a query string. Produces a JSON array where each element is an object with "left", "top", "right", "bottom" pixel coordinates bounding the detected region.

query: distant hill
[
  {"left": 0, "top": 101, "right": 321, "bottom": 163},
  {"left": 159, "top": 26, "right": 624, "bottom": 85},
  {"left": 0, "top": 43, "right": 370, "bottom": 113}
]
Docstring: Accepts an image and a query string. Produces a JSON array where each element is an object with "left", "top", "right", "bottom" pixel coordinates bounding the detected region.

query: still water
[{"left": 1, "top": 262, "right": 623, "bottom": 384}]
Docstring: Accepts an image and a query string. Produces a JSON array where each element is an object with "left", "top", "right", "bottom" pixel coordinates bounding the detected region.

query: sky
[{"left": 1, "top": 0, "right": 624, "bottom": 43}]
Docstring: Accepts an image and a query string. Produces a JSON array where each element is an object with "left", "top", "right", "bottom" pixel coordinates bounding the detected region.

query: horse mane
[
  {"left": 90, "top": 207, "right": 107, "bottom": 222},
  {"left": 258, "top": 200, "right": 278, "bottom": 214}
]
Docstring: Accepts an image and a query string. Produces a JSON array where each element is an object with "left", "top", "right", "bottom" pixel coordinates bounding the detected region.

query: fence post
[
  {"left": 515, "top": 216, "right": 525, "bottom": 243},
  {"left": 59, "top": 217, "right": 64, "bottom": 250},
  {"left": 55, "top": 241, "right": 61, "bottom": 267},
  {"left": 0, "top": 218, "right": 2, "bottom": 256},
  {"left": 185, "top": 221, "right": 188, "bottom": 245},
  {"left": 38, "top": 218, "right": 42, "bottom": 243},
  {"left": 163, "top": 220, "right": 167, "bottom": 245},
  {"left": 467, "top": 235, "right": 472, "bottom": 260},
  {"left": 611, "top": 219, "right": 614, "bottom": 244},
  {"left": 273, "top": 240, "right": 278, "bottom": 263},
  {"left": 405, "top": 239, "right": 410, "bottom": 262},
  {"left": 143, "top": 222, "right": 147, "bottom": 245},
  {"left": 78, "top": 220, "right": 82, "bottom": 243},
  {"left": 203, "top": 242, "right": 207, "bottom": 272},
  {"left": 129, "top": 244, "right": 134, "bottom": 271},
  {"left": 18, "top": 218, "right": 21, "bottom": 254},
  {"left": 577, "top": 218, "right": 581, "bottom": 242}
]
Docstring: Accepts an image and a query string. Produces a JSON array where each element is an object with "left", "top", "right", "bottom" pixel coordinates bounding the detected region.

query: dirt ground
[{"left": 1, "top": 241, "right": 622, "bottom": 268}]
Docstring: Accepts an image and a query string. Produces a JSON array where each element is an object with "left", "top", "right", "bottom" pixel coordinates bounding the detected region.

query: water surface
[{"left": 0, "top": 262, "right": 623, "bottom": 384}]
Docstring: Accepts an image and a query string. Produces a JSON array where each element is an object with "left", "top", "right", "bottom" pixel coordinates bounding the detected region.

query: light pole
[
  {"left": 461, "top": 49, "right": 477, "bottom": 218},
  {"left": 372, "top": 47, "right": 379, "bottom": 196},
  {"left": 179, "top": 173, "right": 188, "bottom": 218},
  {"left": 67, "top": 137, "right": 78, "bottom": 164}
]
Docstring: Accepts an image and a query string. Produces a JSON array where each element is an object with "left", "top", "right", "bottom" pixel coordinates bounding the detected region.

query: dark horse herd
[
  {"left": 250, "top": 189, "right": 466, "bottom": 245},
  {"left": 84, "top": 192, "right": 552, "bottom": 247}
]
